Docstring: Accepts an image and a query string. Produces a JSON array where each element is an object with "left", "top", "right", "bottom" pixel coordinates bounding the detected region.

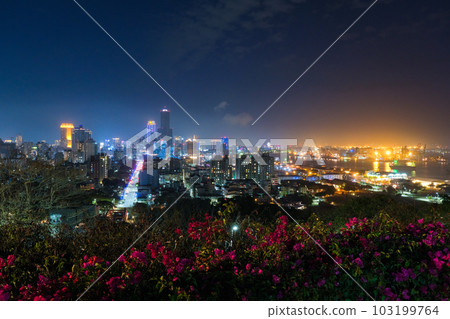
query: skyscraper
[
  {"left": 158, "top": 106, "right": 173, "bottom": 148},
  {"left": 72, "top": 125, "right": 92, "bottom": 145},
  {"left": 60, "top": 123, "right": 74, "bottom": 149},
  {"left": 160, "top": 107, "right": 170, "bottom": 130},
  {"left": 72, "top": 125, "right": 95, "bottom": 163},
  {"left": 90, "top": 154, "right": 109, "bottom": 182},
  {"left": 147, "top": 120, "right": 157, "bottom": 142},
  {"left": 15, "top": 135, "right": 23, "bottom": 147}
]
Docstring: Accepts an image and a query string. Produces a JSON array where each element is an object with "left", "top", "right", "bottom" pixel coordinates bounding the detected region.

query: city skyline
[
  {"left": 0, "top": 0, "right": 449, "bottom": 146},
  {"left": 1, "top": 0, "right": 450, "bottom": 306}
]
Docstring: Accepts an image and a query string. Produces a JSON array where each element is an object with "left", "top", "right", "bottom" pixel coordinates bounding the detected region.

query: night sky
[{"left": 1, "top": 0, "right": 449, "bottom": 146}]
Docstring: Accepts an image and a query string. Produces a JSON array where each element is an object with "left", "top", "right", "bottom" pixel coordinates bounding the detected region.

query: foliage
[
  {"left": 0, "top": 209, "right": 448, "bottom": 301},
  {"left": 0, "top": 160, "right": 87, "bottom": 224}
]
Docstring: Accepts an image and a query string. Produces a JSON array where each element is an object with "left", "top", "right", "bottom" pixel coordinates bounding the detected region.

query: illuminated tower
[
  {"left": 158, "top": 107, "right": 173, "bottom": 147},
  {"left": 160, "top": 107, "right": 170, "bottom": 130},
  {"left": 147, "top": 120, "right": 157, "bottom": 142},
  {"left": 60, "top": 123, "right": 74, "bottom": 149}
]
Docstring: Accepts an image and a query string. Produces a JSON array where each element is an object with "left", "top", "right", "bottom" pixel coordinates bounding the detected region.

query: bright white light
[{"left": 232, "top": 225, "right": 239, "bottom": 231}]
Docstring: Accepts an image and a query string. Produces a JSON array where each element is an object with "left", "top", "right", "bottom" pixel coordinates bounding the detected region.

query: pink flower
[
  {"left": 279, "top": 215, "right": 289, "bottom": 224},
  {"left": 420, "top": 286, "right": 428, "bottom": 295},
  {"left": 418, "top": 218, "right": 424, "bottom": 224},
  {"left": 0, "top": 291, "right": 10, "bottom": 301},
  {"left": 130, "top": 271, "right": 142, "bottom": 285},
  {"left": 0, "top": 285, "right": 11, "bottom": 301},
  {"left": 6, "top": 255, "right": 16, "bottom": 266},
  {"left": 106, "top": 276, "right": 125, "bottom": 293},
  {"left": 317, "top": 279, "right": 326, "bottom": 287},
  {"left": 214, "top": 248, "right": 224, "bottom": 256},
  {"left": 118, "top": 255, "right": 126, "bottom": 263},
  {"left": 228, "top": 251, "right": 236, "bottom": 261},
  {"left": 384, "top": 287, "right": 397, "bottom": 299},
  {"left": 130, "top": 250, "right": 147, "bottom": 265},
  {"left": 273, "top": 275, "right": 281, "bottom": 284},
  {"left": 245, "top": 263, "right": 251, "bottom": 271},
  {"left": 402, "top": 289, "right": 410, "bottom": 300},
  {"left": 354, "top": 257, "right": 364, "bottom": 268},
  {"left": 33, "top": 296, "right": 47, "bottom": 301},
  {"left": 174, "top": 228, "right": 182, "bottom": 235}
]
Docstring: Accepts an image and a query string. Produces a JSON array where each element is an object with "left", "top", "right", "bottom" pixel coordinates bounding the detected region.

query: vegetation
[
  {"left": 0, "top": 198, "right": 448, "bottom": 301},
  {"left": 0, "top": 160, "right": 88, "bottom": 224}
]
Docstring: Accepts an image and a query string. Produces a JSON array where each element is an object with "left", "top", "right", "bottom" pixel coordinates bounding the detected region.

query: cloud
[
  {"left": 214, "top": 101, "right": 228, "bottom": 111},
  {"left": 164, "top": 0, "right": 308, "bottom": 69},
  {"left": 223, "top": 112, "right": 253, "bottom": 126}
]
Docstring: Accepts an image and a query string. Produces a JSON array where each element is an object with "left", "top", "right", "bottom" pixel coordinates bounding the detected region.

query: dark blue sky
[{"left": 1, "top": 0, "right": 449, "bottom": 146}]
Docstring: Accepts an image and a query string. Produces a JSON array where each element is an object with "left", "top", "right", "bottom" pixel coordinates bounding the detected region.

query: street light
[{"left": 230, "top": 224, "right": 239, "bottom": 248}]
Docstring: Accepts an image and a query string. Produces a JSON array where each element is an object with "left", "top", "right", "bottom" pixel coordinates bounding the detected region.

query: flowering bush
[{"left": 0, "top": 213, "right": 448, "bottom": 300}]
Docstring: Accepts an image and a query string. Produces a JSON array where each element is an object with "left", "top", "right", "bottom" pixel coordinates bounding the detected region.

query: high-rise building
[
  {"left": 60, "top": 123, "right": 74, "bottom": 149},
  {"left": 186, "top": 139, "right": 194, "bottom": 157},
  {"left": 173, "top": 136, "right": 184, "bottom": 157},
  {"left": 139, "top": 154, "right": 159, "bottom": 190},
  {"left": 158, "top": 107, "right": 173, "bottom": 147},
  {"left": 72, "top": 125, "right": 95, "bottom": 163},
  {"left": 222, "top": 137, "right": 229, "bottom": 156},
  {"left": 160, "top": 107, "right": 170, "bottom": 130},
  {"left": 237, "top": 153, "right": 274, "bottom": 182},
  {"left": 15, "top": 135, "right": 23, "bottom": 147},
  {"left": 72, "top": 125, "right": 92, "bottom": 145},
  {"left": 90, "top": 154, "right": 109, "bottom": 182},
  {"left": 147, "top": 120, "right": 157, "bottom": 142},
  {"left": 0, "top": 139, "right": 16, "bottom": 158},
  {"left": 210, "top": 156, "right": 232, "bottom": 186},
  {"left": 112, "top": 138, "right": 122, "bottom": 150}
]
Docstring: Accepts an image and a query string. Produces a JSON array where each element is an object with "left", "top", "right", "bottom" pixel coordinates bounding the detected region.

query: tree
[{"left": 0, "top": 159, "right": 87, "bottom": 224}]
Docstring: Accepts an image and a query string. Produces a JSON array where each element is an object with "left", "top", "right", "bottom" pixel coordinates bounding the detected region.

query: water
[{"left": 324, "top": 159, "right": 450, "bottom": 182}]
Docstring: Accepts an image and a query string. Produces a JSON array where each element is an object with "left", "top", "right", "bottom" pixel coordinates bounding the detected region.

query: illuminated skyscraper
[
  {"left": 222, "top": 136, "right": 229, "bottom": 156},
  {"left": 90, "top": 154, "right": 109, "bottom": 182},
  {"left": 112, "top": 138, "right": 122, "bottom": 149},
  {"left": 60, "top": 123, "right": 74, "bottom": 149},
  {"left": 160, "top": 107, "right": 170, "bottom": 130},
  {"left": 147, "top": 120, "right": 157, "bottom": 142},
  {"left": 158, "top": 106, "right": 173, "bottom": 148}
]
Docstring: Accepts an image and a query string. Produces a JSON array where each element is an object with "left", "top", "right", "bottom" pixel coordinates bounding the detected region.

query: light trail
[{"left": 117, "top": 160, "right": 144, "bottom": 208}]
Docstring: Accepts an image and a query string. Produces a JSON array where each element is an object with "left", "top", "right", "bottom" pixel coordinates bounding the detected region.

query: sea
[{"left": 324, "top": 159, "right": 450, "bottom": 182}]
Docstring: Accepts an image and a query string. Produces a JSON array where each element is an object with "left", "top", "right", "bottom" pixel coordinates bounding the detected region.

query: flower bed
[{"left": 0, "top": 214, "right": 448, "bottom": 300}]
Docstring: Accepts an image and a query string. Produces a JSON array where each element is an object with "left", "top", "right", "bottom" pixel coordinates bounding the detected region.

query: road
[{"left": 117, "top": 160, "right": 144, "bottom": 208}]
